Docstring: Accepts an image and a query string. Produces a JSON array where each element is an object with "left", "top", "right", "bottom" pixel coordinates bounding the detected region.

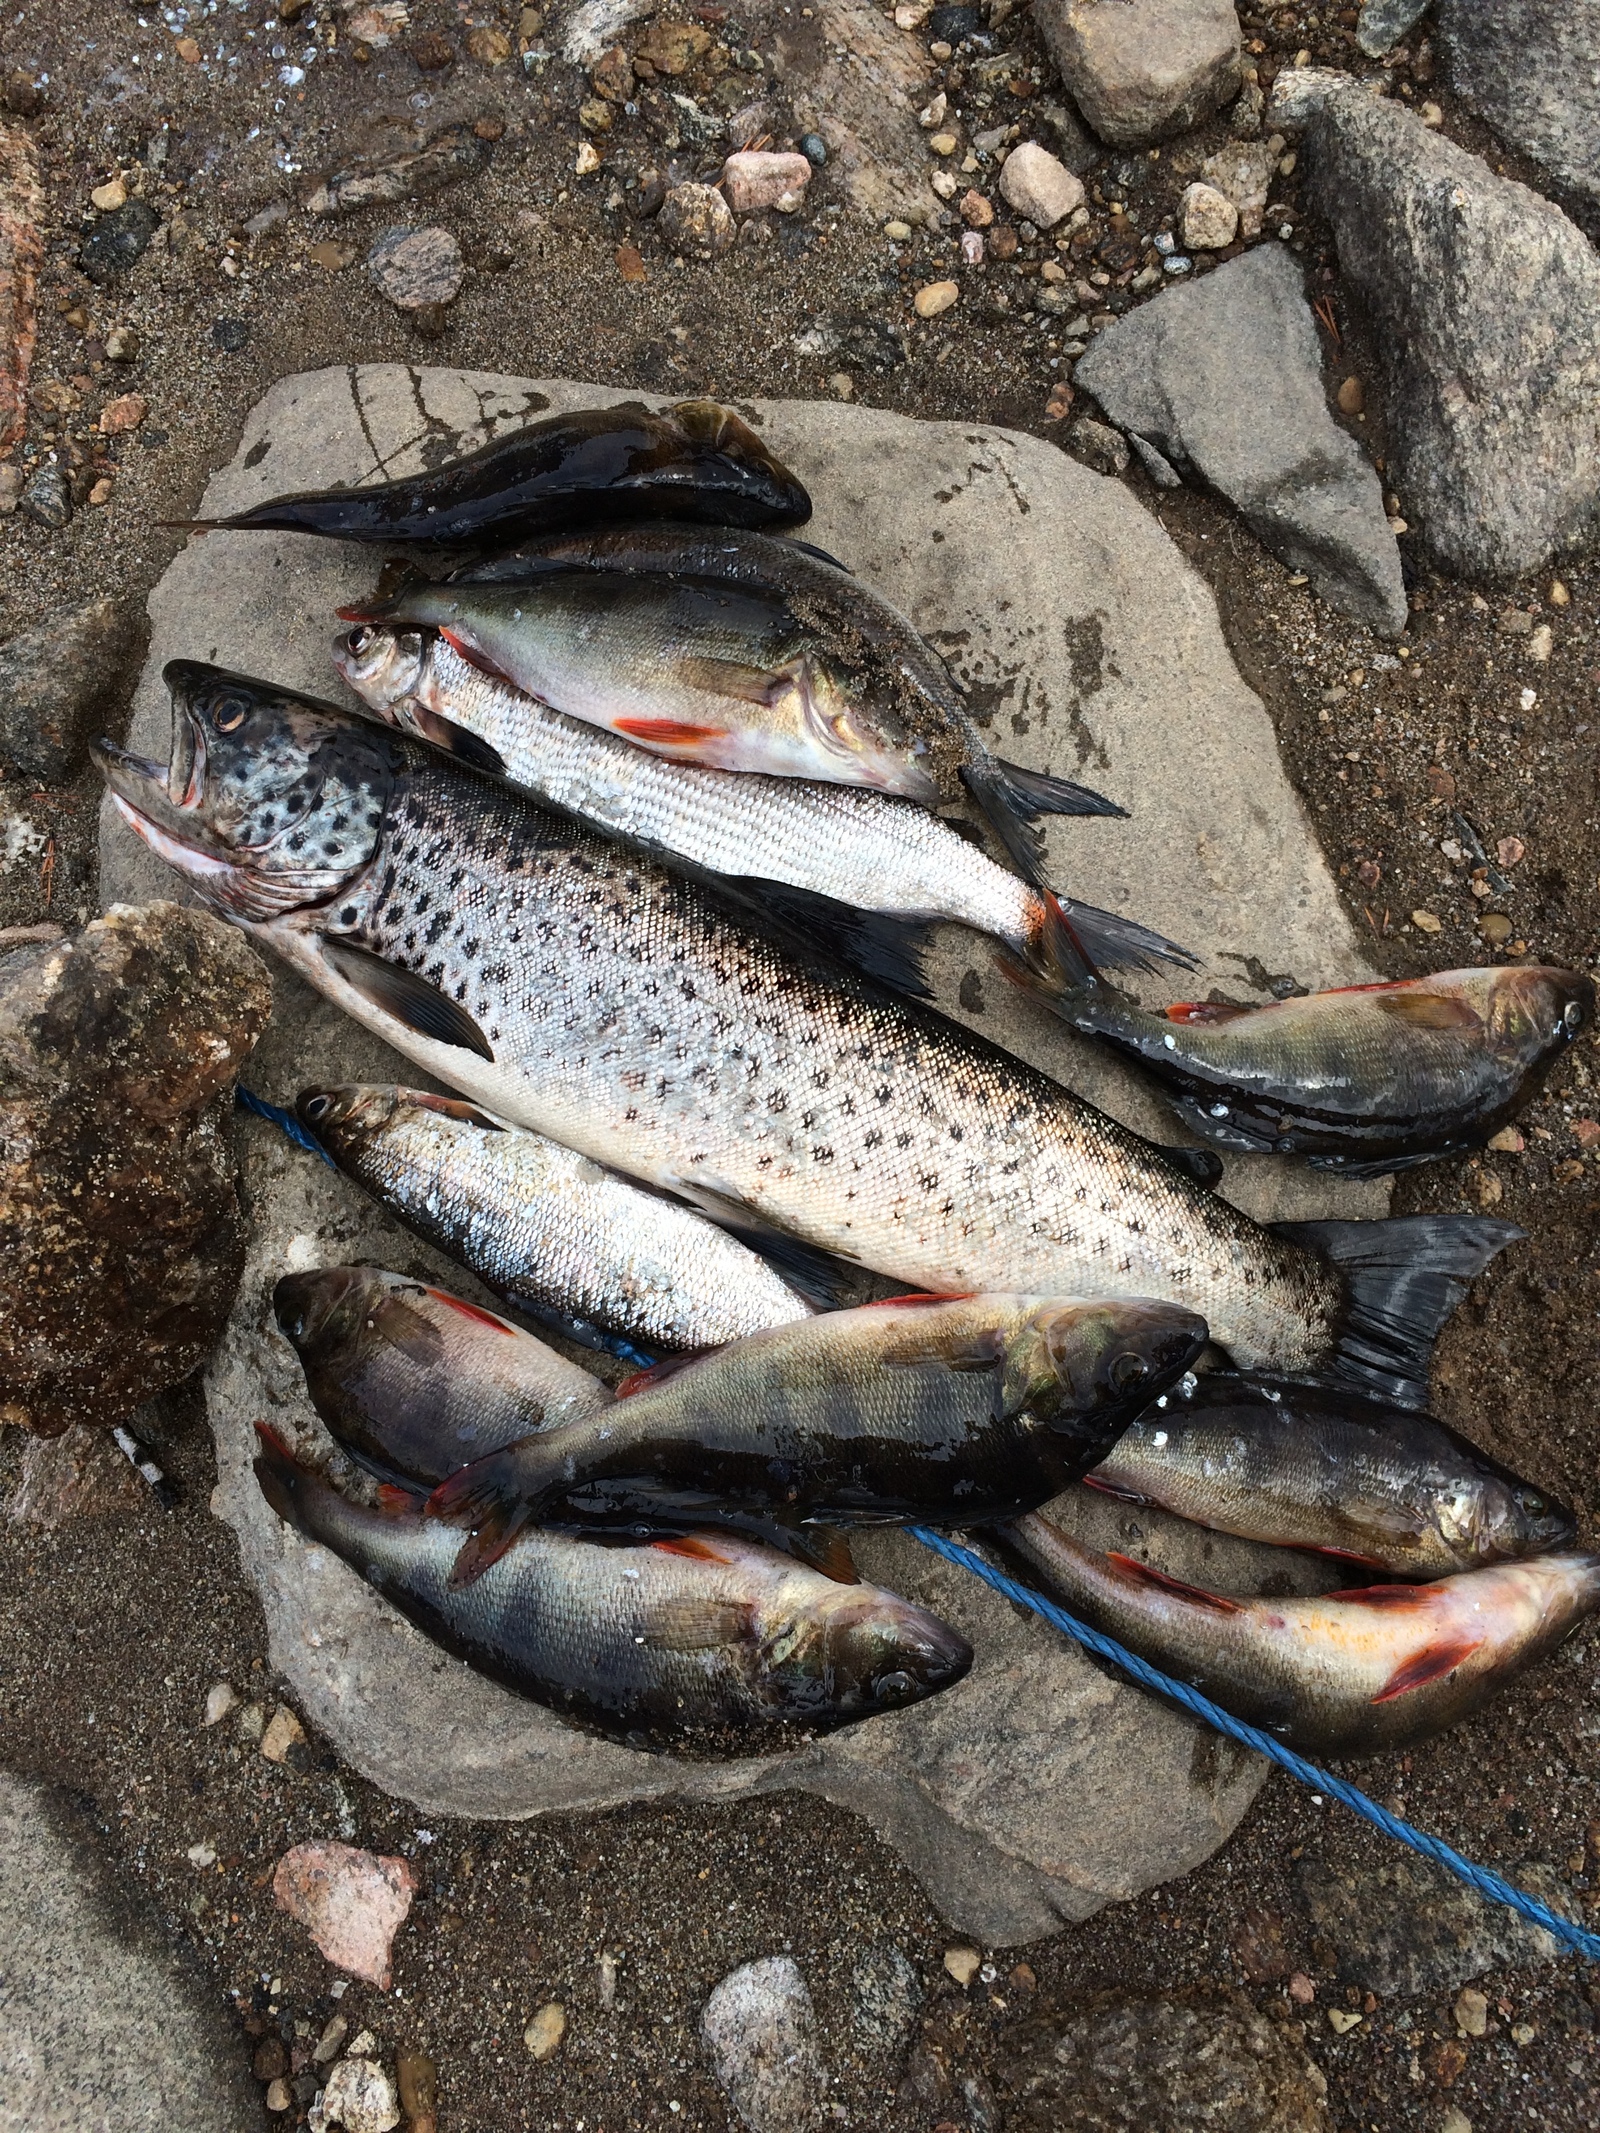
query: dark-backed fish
[
  {"left": 297, "top": 1085, "right": 826, "bottom": 1356},
  {"left": 272, "top": 1265, "right": 613, "bottom": 1486},
  {"left": 1089, "top": 1373, "right": 1576, "bottom": 1577},
  {"left": 343, "top": 523, "right": 1124, "bottom": 895},
  {"left": 1052, "top": 968, "right": 1594, "bottom": 1174},
  {"left": 94, "top": 665, "right": 1519, "bottom": 1410},
  {"left": 425, "top": 1293, "right": 1209, "bottom": 1584},
  {"left": 171, "top": 399, "right": 811, "bottom": 544},
  {"left": 334, "top": 624, "right": 1194, "bottom": 989},
  {"left": 254, "top": 1426, "right": 972, "bottom": 1751},
  {"left": 1002, "top": 1510, "right": 1600, "bottom": 1758}
]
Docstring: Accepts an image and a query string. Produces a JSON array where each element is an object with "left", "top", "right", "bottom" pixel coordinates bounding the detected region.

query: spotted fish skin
[
  {"left": 1004, "top": 1512, "right": 1600, "bottom": 1759},
  {"left": 95, "top": 666, "right": 1517, "bottom": 1397},
  {"left": 298, "top": 1083, "right": 817, "bottom": 1353}
]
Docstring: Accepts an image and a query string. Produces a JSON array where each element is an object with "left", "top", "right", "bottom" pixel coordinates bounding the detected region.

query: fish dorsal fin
[
  {"left": 1105, "top": 1552, "right": 1245, "bottom": 1614},
  {"left": 406, "top": 1089, "right": 506, "bottom": 1131},
  {"left": 640, "top": 1596, "right": 757, "bottom": 1652},
  {"left": 424, "top": 1287, "right": 519, "bottom": 1336},
  {"left": 1373, "top": 992, "right": 1484, "bottom": 1032},
  {"left": 321, "top": 938, "right": 495, "bottom": 1062},
  {"left": 1372, "top": 1633, "right": 1484, "bottom": 1704},
  {"left": 616, "top": 1350, "right": 721, "bottom": 1399},
  {"left": 1165, "top": 1000, "right": 1252, "bottom": 1025}
]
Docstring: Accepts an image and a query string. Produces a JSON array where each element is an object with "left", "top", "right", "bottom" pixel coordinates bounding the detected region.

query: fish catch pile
[{"left": 99, "top": 397, "right": 1598, "bottom": 1760}]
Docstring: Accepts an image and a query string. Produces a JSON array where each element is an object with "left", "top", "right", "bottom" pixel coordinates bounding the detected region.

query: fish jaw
[{"left": 769, "top": 1580, "right": 974, "bottom": 1720}]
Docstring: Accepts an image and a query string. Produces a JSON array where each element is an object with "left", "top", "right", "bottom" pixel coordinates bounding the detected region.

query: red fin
[
  {"left": 425, "top": 1288, "right": 516, "bottom": 1334},
  {"left": 254, "top": 1420, "right": 296, "bottom": 1460},
  {"left": 439, "top": 626, "right": 518, "bottom": 687},
  {"left": 860, "top": 1291, "right": 974, "bottom": 1309},
  {"left": 651, "top": 1534, "right": 738, "bottom": 1564},
  {"left": 334, "top": 602, "right": 380, "bottom": 623},
  {"left": 616, "top": 1350, "right": 718, "bottom": 1399},
  {"left": 612, "top": 716, "right": 729, "bottom": 746},
  {"left": 1373, "top": 1634, "right": 1484, "bottom": 1704},
  {"left": 1165, "top": 1001, "right": 1251, "bottom": 1026},
  {"left": 407, "top": 1090, "right": 505, "bottom": 1130},
  {"left": 1105, "top": 1552, "right": 1246, "bottom": 1614},
  {"left": 375, "top": 1483, "right": 420, "bottom": 1517}
]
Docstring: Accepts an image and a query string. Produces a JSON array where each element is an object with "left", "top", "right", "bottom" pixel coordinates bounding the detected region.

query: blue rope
[
  {"left": 909, "top": 1525, "right": 1600, "bottom": 1966},
  {"left": 235, "top": 1085, "right": 337, "bottom": 1167}
]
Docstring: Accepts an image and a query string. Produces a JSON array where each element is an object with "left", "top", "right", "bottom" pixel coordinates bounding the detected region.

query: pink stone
[
  {"left": 719, "top": 150, "right": 813, "bottom": 215},
  {"left": 273, "top": 1842, "right": 417, "bottom": 1989}
]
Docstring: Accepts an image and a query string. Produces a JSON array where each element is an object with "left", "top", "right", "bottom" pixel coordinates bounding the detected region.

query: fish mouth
[{"left": 94, "top": 735, "right": 261, "bottom": 905}]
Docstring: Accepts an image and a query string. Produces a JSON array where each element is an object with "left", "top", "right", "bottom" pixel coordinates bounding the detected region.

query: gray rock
[
  {"left": 562, "top": 0, "right": 657, "bottom": 65},
  {"left": 779, "top": 0, "right": 937, "bottom": 223},
  {"left": 847, "top": 1940, "right": 923, "bottom": 2076},
  {"left": 1035, "top": 98, "right": 1101, "bottom": 175},
  {"left": 992, "top": 1988, "right": 1333, "bottom": 2131},
  {"left": 78, "top": 197, "right": 159, "bottom": 283},
  {"left": 18, "top": 461, "right": 69, "bottom": 529},
  {"left": 99, "top": 365, "right": 1387, "bottom": 1944},
  {"left": 657, "top": 180, "right": 735, "bottom": 256},
  {"left": 1438, "top": 0, "right": 1600, "bottom": 219},
  {"left": 702, "top": 1956, "right": 826, "bottom": 2133},
  {"left": 1075, "top": 245, "right": 1408, "bottom": 634},
  {"left": 0, "top": 1771, "right": 259, "bottom": 2131},
  {"left": 1356, "top": 0, "right": 1432, "bottom": 59},
  {"left": 1061, "top": 417, "right": 1130, "bottom": 476},
  {"left": 365, "top": 224, "right": 464, "bottom": 311},
  {"left": 1269, "top": 67, "right": 1600, "bottom": 580},
  {"left": 1201, "top": 138, "right": 1275, "bottom": 238},
  {"left": 1294, "top": 1850, "right": 1582, "bottom": 2001},
  {"left": 303, "top": 122, "right": 490, "bottom": 217},
  {"left": 0, "top": 597, "right": 136, "bottom": 782},
  {"left": 1035, "top": 0, "right": 1243, "bottom": 147}
]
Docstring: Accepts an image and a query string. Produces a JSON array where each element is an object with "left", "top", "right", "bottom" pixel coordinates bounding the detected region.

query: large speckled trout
[{"left": 94, "top": 664, "right": 1519, "bottom": 1406}]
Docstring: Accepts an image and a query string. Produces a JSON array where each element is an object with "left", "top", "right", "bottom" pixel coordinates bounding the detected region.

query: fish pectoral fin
[
  {"left": 616, "top": 1350, "right": 722, "bottom": 1399},
  {"left": 1372, "top": 1633, "right": 1484, "bottom": 1704},
  {"left": 425, "top": 1433, "right": 548, "bottom": 1587},
  {"left": 990, "top": 756, "right": 1128, "bottom": 821},
  {"left": 375, "top": 1481, "right": 426, "bottom": 1516},
  {"left": 1373, "top": 992, "right": 1485, "bottom": 1032},
  {"left": 639, "top": 1596, "right": 759, "bottom": 1652},
  {"left": 790, "top": 1524, "right": 859, "bottom": 1584},
  {"left": 662, "top": 1174, "right": 873, "bottom": 1312},
  {"left": 676, "top": 654, "right": 799, "bottom": 707},
  {"left": 320, "top": 938, "right": 495, "bottom": 1062},
  {"left": 406, "top": 1090, "right": 507, "bottom": 1132},
  {"left": 1165, "top": 999, "right": 1252, "bottom": 1025},
  {"left": 438, "top": 627, "right": 521, "bottom": 690},
  {"left": 1104, "top": 1551, "right": 1246, "bottom": 1614},
  {"left": 405, "top": 701, "right": 509, "bottom": 778},
  {"left": 612, "top": 716, "right": 731, "bottom": 747},
  {"left": 424, "top": 1288, "right": 520, "bottom": 1336},
  {"left": 369, "top": 1293, "right": 448, "bottom": 1367}
]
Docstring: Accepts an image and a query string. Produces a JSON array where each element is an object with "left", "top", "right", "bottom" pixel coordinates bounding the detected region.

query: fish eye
[
  {"left": 873, "top": 1670, "right": 916, "bottom": 1704},
  {"left": 1109, "top": 1351, "right": 1150, "bottom": 1392},
  {"left": 348, "top": 627, "right": 374, "bottom": 655},
  {"left": 1564, "top": 1000, "right": 1584, "bottom": 1032},
  {"left": 211, "top": 696, "right": 249, "bottom": 732},
  {"left": 302, "top": 1094, "right": 332, "bottom": 1122},
  {"left": 283, "top": 1312, "right": 305, "bottom": 1341}
]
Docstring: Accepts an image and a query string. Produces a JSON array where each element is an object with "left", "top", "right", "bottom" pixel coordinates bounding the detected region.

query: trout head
[
  {"left": 763, "top": 1578, "right": 973, "bottom": 1722},
  {"left": 93, "top": 661, "right": 395, "bottom": 923},
  {"left": 1002, "top": 1300, "right": 1210, "bottom": 1445},
  {"left": 296, "top": 1081, "right": 403, "bottom": 1159}
]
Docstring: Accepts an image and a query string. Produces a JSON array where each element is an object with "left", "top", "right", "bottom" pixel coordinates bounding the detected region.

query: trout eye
[
  {"left": 1108, "top": 1352, "right": 1150, "bottom": 1393},
  {"left": 211, "top": 696, "right": 248, "bottom": 732},
  {"left": 348, "top": 627, "right": 375, "bottom": 656}
]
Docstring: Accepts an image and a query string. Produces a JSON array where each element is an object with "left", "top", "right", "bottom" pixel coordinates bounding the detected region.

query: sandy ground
[{"left": 2, "top": 2, "right": 1598, "bottom": 2127}]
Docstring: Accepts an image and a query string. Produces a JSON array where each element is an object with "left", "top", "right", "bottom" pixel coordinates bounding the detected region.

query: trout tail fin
[{"left": 1277, "top": 1215, "right": 1524, "bottom": 1410}]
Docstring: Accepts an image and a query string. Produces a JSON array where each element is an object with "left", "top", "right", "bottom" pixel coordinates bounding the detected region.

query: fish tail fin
[
  {"left": 1013, "top": 890, "right": 1200, "bottom": 998},
  {"left": 157, "top": 519, "right": 222, "bottom": 533},
  {"left": 252, "top": 1421, "right": 306, "bottom": 1527},
  {"left": 425, "top": 1435, "right": 549, "bottom": 1588},
  {"left": 1276, "top": 1215, "right": 1524, "bottom": 1409}
]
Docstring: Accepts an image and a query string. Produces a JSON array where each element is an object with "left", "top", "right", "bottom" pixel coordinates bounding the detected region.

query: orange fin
[
  {"left": 1105, "top": 1552, "right": 1245, "bottom": 1614},
  {"left": 1373, "top": 1633, "right": 1483, "bottom": 1703},
  {"left": 1165, "top": 1001, "right": 1252, "bottom": 1026},
  {"left": 375, "top": 1482, "right": 421, "bottom": 1517},
  {"left": 612, "top": 716, "right": 730, "bottom": 747},
  {"left": 794, "top": 1525, "right": 859, "bottom": 1584},
  {"left": 1374, "top": 991, "right": 1484, "bottom": 1032},
  {"left": 1334, "top": 1582, "right": 1436, "bottom": 1609},
  {"left": 616, "top": 1349, "right": 720, "bottom": 1399},
  {"left": 439, "top": 626, "right": 519, "bottom": 687},
  {"left": 425, "top": 1288, "right": 516, "bottom": 1334},
  {"left": 652, "top": 1533, "right": 739, "bottom": 1564},
  {"left": 255, "top": 1420, "right": 297, "bottom": 1460},
  {"left": 407, "top": 1090, "right": 506, "bottom": 1131}
]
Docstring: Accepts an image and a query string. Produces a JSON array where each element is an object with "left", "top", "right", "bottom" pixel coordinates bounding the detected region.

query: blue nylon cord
[
  {"left": 235, "top": 1085, "right": 337, "bottom": 1167},
  {"left": 229, "top": 1088, "right": 1600, "bottom": 1964},
  {"left": 909, "top": 1525, "right": 1600, "bottom": 1965}
]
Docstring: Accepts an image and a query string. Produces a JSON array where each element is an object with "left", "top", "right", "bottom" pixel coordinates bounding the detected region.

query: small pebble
[
  {"left": 265, "top": 2078, "right": 293, "bottom": 2113},
  {"left": 1549, "top": 578, "right": 1570, "bottom": 606},
  {"left": 828, "top": 372, "right": 854, "bottom": 399},
  {"left": 260, "top": 1703, "right": 307, "bottom": 1763},
  {"left": 1410, "top": 909, "right": 1443, "bottom": 935},
  {"left": 104, "top": 324, "right": 141, "bottom": 362},
  {"left": 186, "top": 1841, "right": 217, "bottom": 1868},
  {"left": 914, "top": 279, "right": 959, "bottom": 319},
  {"left": 799, "top": 134, "right": 827, "bottom": 168},
  {"left": 998, "top": 141, "right": 1083, "bottom": 230},
  {"left": 928, "top": 132, "right": 958, "bottom": 157},
  {"left": 91, "top": 177, "right": 127, "bottom": 212},
  {"left": 1478, "top": 912, "right": 1513, "bottom": 945},
  {"left": 960, "top": 230, "right": 984, "bottom": 264},
  {"left": 314, "top": 2015, "right": 350, "bottom": 2065},
  {"left": 98, "top": 391, "right": 147, "bottom": 434},
  {"left": 658, "top": 182, "right": 735, "bottom": 258},
  {"left": 883, "top": 219, "right": 913, "bottom": 241},
  {"left": 316, "top": 2056, "right": 401, "bottom": 2133},
  {"left": 943, "top": 1945, "right": 982, "bottom": 1987},
  {"left": 575, "top": 140, "right": 602, "bottom": 176},
  {"left": 1326, "top": 2007, "right": 1362, "bottom": 2034},
  {"left": 236, "top": 1699, "right": 266, "bottom": 1742},
  {"left": 918, "top": 92, "right": 947, "bottom": 130},
  {"left": 1179, "top": 181, "right": 1237, "bottom": 250},
  {"left": 1288, "top": 1972, "right": 1315, "bottom": 2004},
  {"left": 524, "top": 2002, "right": 567, "bottom": 2059},
  {"left": 959, "top": 189, "right": 993, "bottom": 229},
  {"left": 930, "top": 170, "right": 958, "bottom": 199},
  {"left": 365, "top": 226, "right": 464, "bottom": 312},
  {"left": 1337, "top": 376, "right": 1364, "bottom": 415},
  {"left": 1527, "top": 624, "right": 1552, "bottom": 663}
]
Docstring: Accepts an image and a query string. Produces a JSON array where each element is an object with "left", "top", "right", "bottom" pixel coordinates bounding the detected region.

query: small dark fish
[
  {"left": 347, "top": 517, "right": 1126, "bottom": 898},
  {"left": 272, "top": 1266, "right": 613, "bottom": 1487},
  {"left": 169, "top": 400, "right": 811, "bottom": 544},
  {"left": 1088, "top": 1373, "right": 1576, "bottom": 1577},
  {"left": 1002, "top": 1509, "right": 1600, "bottom": 1758},
  {"left": 1052, "top": 968, "right": 1595, "bottom": 1174},
  {"left": 254, "top": 1425, "right": 972, "bottom": 1751},
  {"left": 424, "top": 1293, "right": 1209, "bottom": 1586}
]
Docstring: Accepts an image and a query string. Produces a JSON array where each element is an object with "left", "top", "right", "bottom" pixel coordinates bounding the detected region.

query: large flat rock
[{"left": 101, "top": 368, "right": 1383, "bottom": 1944}]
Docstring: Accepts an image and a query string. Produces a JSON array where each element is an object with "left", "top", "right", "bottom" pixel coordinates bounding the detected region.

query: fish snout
[
  {"left": 1038, "top": 1299, "right": 1209, "bottom": 1423},
  {"left": 820, "top": 1595, "right": 973, "bottom": 1713},
  {"left": 296, "top": 1083, "right": 381, "bottom": 1143},
  {"left": 272, "top": 1265, "right": 367, "bottom": 1353}
]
